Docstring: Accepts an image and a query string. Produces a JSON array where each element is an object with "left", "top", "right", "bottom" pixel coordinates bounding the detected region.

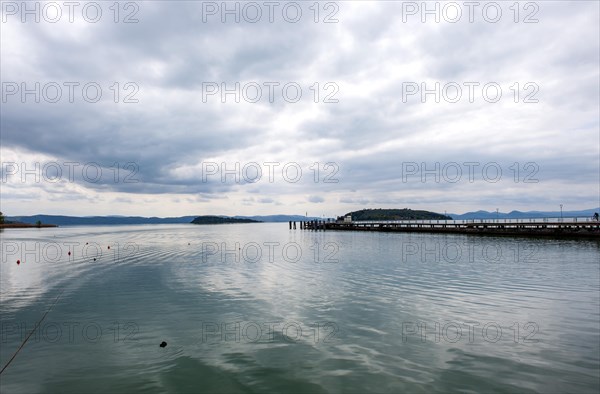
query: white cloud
[{"left": 1, "top": 1, "right": 598, "bottom": 217}]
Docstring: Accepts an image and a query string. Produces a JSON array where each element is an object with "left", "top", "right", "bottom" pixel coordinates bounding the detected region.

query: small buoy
[
  {"left": 16, "top": 259, "right": 20, "bottom": 265},
  {"left": 93, "top": 258, "right": 97, "bottom": 261},
  {"left": 68, "top": 251, "right": 71, "bottom": 256},
  {"left": 107, "top": 246, "right": 110, "bottom": 249},
  {"left": 86, "top": 242, "right": 89, "bottom": 245},
  {"left": 159, "top": 341, "right": 167, "bottom": 348}
]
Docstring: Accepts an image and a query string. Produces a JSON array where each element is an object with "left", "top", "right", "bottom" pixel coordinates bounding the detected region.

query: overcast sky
[{"left": 1, "top": 0, "right": 599, "bottom": 217}]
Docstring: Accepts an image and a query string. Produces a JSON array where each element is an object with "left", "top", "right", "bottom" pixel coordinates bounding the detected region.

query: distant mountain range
[
  {"left": 6, "top": 208, "right": 598, "bottom": 226},
  {"left": 448, "top": 208, "right": 600, "bottom": 220},
  {"left": 5, "top": 215, "right": 197, "bottom": 226},
  {"left": 5, "top": 214, "right": 325, "bottom": 226},
  {"left": 233, "top": 215, "right": 326, "bottom": 222}
]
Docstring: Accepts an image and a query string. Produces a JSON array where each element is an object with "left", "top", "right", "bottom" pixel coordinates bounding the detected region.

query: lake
[{"left": 1, "top": 223, "right": 599, "bottom": 393}]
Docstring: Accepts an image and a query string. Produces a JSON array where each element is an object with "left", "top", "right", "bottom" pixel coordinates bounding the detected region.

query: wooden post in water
[
  {"left": 289, "top": 221, "right": 292, "bottom": 230},
  {"left": 293, "top": 221, "right": 296, "bottom": 229}
]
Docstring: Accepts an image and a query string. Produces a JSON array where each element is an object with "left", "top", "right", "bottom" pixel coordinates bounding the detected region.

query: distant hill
[
  {"left": 6, "top": 215, "right": 197, "bottom": 226},
  {"left": 6, "top": 214, "right": 324, "bottom": 226},
  {"left": 449, "top": 208, "right": 600, "bottom": 220},
  {"left": 233, "top": 215, "right": 324, "bottom": 222},
  {"left": 346, "top": 209, "right": 450, "bottom": 221},
  {"left": 7, "top": 209, "right": 598, "bottom": 225},
  {"left": 191, "top": 216, "right": 261, "bottom": 224}
]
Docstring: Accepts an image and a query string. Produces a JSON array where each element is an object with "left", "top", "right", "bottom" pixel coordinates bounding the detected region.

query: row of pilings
[{"left": 288, "top": 220, "right": 331, "bottom": 230}]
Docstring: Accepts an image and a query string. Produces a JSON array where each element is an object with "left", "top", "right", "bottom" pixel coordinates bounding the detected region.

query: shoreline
[{"left": 0, "top": 223, "right": 58, "bottom": 229}]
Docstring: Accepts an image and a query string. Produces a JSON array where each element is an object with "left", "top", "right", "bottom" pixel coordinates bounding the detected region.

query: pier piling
[{"left": 288, "top": 218, "right": 599, "bottom": 238}]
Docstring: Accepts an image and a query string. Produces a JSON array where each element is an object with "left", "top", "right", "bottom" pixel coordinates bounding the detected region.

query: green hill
[
  {"left": 344, "top": 209, "right": 450, "bottom": 221},
  {"left": 191, "top": 216, "right": 261, "bottom": 224}
]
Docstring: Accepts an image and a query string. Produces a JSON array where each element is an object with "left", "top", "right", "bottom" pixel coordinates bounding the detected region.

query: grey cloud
[
  {"left": 1, "top": 1, "right": 598, "bottom": 215},
  {"left": 308, "top": 195, "right": 325, "bottom": 203}
]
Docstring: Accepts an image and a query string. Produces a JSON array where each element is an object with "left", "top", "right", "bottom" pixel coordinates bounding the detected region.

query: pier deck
[{"left": 290, "top": 218, "right": 600, "bottom": 239}]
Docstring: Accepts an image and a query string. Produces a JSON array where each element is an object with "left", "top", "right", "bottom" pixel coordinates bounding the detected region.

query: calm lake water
[{"left": 1, "top": 223, "right": 599, "bottom": 393}]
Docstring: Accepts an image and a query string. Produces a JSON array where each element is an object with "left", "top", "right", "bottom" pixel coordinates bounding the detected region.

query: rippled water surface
[{"left": 1, "top": 224, "right": 599, "bottom": 393}]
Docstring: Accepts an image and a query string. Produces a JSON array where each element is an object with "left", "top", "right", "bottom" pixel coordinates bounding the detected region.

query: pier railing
[{"left": 349, "top": 217, "right": 598, "bottom": 225}]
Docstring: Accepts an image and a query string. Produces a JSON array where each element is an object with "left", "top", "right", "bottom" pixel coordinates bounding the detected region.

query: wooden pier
[{"left": 290, "top": 218, "right": 600, "bottom": 239}]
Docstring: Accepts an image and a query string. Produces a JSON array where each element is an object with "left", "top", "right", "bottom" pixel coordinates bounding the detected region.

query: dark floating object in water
[
  {"left": 86, "top": 242, "right": 89, "bottom": 245},
  {"left": 160, "top": 341, "right": 167, "bottom": 348},
  {"left": 68, "top": 251, "right": 71, "bottom": 256},
  {"left": 107, "top": 246, "right": 111, "bottom": 249},
  {"left": 16, "top": 259, "right": 20, "bottom": 265},
  {"left": 93, "top": 258, "right": 97, "bottom": 261}
]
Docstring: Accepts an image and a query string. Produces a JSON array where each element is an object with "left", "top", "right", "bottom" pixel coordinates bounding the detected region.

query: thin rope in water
[{"left": 0, "top": 288, "right": 64, "bottom": 375}]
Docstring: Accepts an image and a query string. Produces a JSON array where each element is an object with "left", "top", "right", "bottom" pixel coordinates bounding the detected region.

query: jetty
[{"left": 289, "top": 217, "right": 600, "bottom": 239}]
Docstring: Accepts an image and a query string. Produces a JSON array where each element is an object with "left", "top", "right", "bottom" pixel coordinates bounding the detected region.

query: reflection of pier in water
[{"left": 290, "top": 217, "right": 600, "bottom": 239}]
